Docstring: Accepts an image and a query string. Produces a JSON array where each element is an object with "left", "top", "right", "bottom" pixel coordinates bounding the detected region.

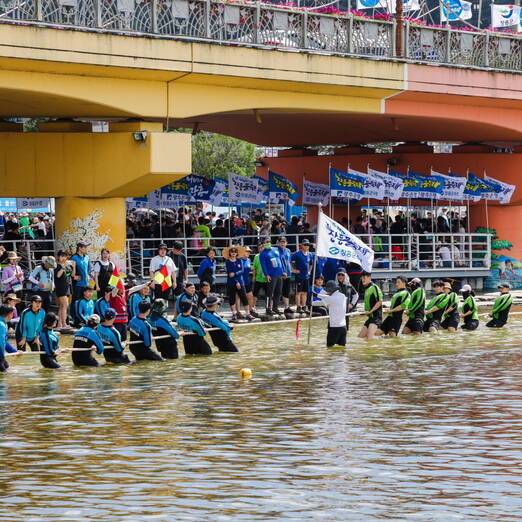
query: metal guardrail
[
  {"left": 0, "top": 0, "right": 520, "bottom": 72},
  {"left": 126, "top": 232, "right": 491, "bottom": 279}
]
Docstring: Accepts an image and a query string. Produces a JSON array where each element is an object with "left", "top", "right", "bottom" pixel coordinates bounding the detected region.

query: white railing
[{"left": 0, "top": 0, "right": 520, "bottom": 72}]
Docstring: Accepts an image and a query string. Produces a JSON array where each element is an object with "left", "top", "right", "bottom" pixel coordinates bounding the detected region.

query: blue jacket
[
  {"left": 201, "top": 310, "right": 233, "bottom": 339},
  {"left": 129, "top": 316, "right": 153, "bottom": 347},
  {"left": 128, "top": 293, "right": 150, "bottom": 321},
  {"left": 148, "top": 314, "right": 180, "bottom": 339},
  {"left": 175, "top": 292, "right": 200, "bottom": 316},
  {"left": 16, "top": 307, "right": 46, "bottom": 342},
  {"left": 70, "top": 253, "right": 91, "bottom": 287},
  {"left": 177, "top": 314, "right": 206, "bottom": 337},
  {"left": 277, "top": 246, "right": 292, "bottom": 277},
  {"left": 72, "top": 298, "right": 94, "bottom": 325},
  {"left": 291, "top": 250, "right": 313, "bottom": 280},
  {"left": 197, "top": 257, "right": 216, "bottom": 284},
  {"left": 259, "top": 248, "right": 284, "bottom": 278},
  {"left": 316, "top": 257, "right": 327, "bottom": 278},
  {"left": 226, "top": 259, "right": 245, "bottom": 286},
  {"left": 242, "top": 258, "right": 252, "bottom": 288},
  {"left": 0, "top": 317, "right": 15, "bottom": 357},
  {"left": 322, "top": 259, "right": 347, "bottom": 283},
  {"left": 40, "top": 328, "right": 60, "bottom": 356},
  {"left": 97, "top": 324, "right": 125, "bottom": 353},
  {"left": 74, "top": 326, "right": 104, "bottom": 354},
  {"left": 94, "top": 296, "right": 111, "bottom": 318}
]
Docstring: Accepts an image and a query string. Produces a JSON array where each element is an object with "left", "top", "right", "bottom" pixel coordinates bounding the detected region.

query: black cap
[
  {"left": 179, "top": 300, "right": 193, "bottom": 313},
  {"left": 104, "top": 285, "right": 115, "bottom": 293},
  {"left": 203, "top": 294, "right": 222, "bottom": 307},
  {"left": 278, "top": 236, "right": 287, "bottom": 242},
  {"left": 498, "top": 282, "right": 512, "bottom": 289},
  {"left": 325, "top": 280, "right": 339, "bottom": 294},
  {"left": 300, "top": 239, "right": 311, "bottom": 246},
  {"left": 76, "top": 241, "right": 90, "bottom": 248},
  {"left": 158, "top": 243, "right": 168, "bottom": 250},
  {"left": 30, "top": 294, "right": 43, "bottom": 302},
  {"left": 103, "top": 308, "right": 117, "bottom": 321}
]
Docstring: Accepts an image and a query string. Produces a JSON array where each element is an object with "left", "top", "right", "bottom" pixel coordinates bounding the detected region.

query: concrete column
[{"left": 55, "top": 196, "right": 127, "bottom": 264}]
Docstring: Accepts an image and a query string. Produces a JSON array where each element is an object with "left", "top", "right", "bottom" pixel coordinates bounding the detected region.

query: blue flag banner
[
  {"left": 254, "top": 176, "right": 269, "bottom": 203},
  {"left": 329, "top": 168, "right": 365, "bottom": 200},
  {"left": 269, "top": 171, "right": 299, "bottom": 206},
  {"left": 480, "top": 176, "right": 503, "bottom": 201},
  {"left": 161, "top": 176, "right": 192, "bottom": 204},
  {"left": 186, "top": 174, "right": 216, "bottom": 202},
  {"left": 404, "top": 170, "right": 445, "bottom": 200},
  {"left": 462, "top": 173, "right": 483, "bottom": 202}
]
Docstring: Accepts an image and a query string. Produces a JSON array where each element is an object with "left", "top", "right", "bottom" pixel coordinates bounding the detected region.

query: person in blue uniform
[
  {"left": 276, "top": 237, "right": 293, "bottom": 315},
  {"left": 70, "top": 241, "right": 92, "bottom": 302},
  {"left": 97, "top": 308, "right": 131, "bottom": 364},
  {"left": 291, "top": 239, "right": 314, "bottom": 315},
  {"left": 129, "top": 301, "right": 164, "bottom": 361},
  {"left": 176, "top": 283, "right": 200, "bottom": 317},
  {"left": 16, "top": 294, "right": 46, "bottom": 352},
  {"left": 197, "top": 247, "right": 217, "bottom": 289},
  {"left": 39, "top": 312, "right": 66, "bottom": 369},
  {"left": 148, "top": 299, "right": 180, "bottom": 359},
  {"left": 201, "top": 294, "right": 238, "bottom": 352},
  {"left": 72, "top": 314, "right": 104, "bottom": 367},
  {"left": 0, "top": 305, "right": 22, "bottom": 372},
  {"left": 127, "top": 282, "right": 152, "bottom": 321},
  {"left": 225, "top": 247, "right": 254, "bottom": 322},
  {"left": 176, "top": 300, "right": 212, "bottom": 355},
  {"left": 71, "top": 287, "right": 95, "bottom": 327},
  {"left": 94, "top": 285, "right": 115, "bottom": 318},
  {"left": 259, "top": 238, "right": 284, "bottom": 315}
]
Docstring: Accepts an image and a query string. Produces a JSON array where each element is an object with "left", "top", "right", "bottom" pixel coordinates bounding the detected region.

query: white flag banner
[
  {"left": 356, "top": 0, "right": 387, "bottom": 9},
  {"left": 16, "top": 198, "right": 50, "bottom": 210},
  {"left": 316, "top": 211, "right": 374, "bottom": 272},
  {"left": 491, "top": 4, "right": 521, "bottom": 28},
  {"left": 368, "top": 168, "right": 404, "bottom": 200},
  {"left": 360, "top": 170, "right": 385, "bottom": 200},
  {"left": 432, "top": 171, "right": 467, "bottom": 201},
  {"left": 303, "top": 179, "right": 330, "bottom": 206},
  {"left": 484, "top": 174, "right": 516, "bottom": 204},
  {"left": 209, "top": 180, "right": 226, "bottom": 206},
  {"left": 440, "top": 0, "right": 472, "bottom": 21},
  {"left": 148, "top": 190, "right": 161, "bottom": 210},
  {"left": 228, "top": 173, "right": 258, "bottom": 205},
  {"left": 386, "top": 0, "right": 420, "bottom": 13}
]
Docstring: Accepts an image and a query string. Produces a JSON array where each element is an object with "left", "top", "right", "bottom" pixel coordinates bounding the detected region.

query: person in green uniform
[
  {"left": 403, "top": 278, "right": 426, "bottom": 335},
  {"left": 441, "top": 281, "right": 459, "bottom": 332},
  {"left": 358, "top": 271, "right": 383, "bottom": 340},
  {"left": 251, "top": 243, "right": 268, "bottom": 315},
  {"left": 424, "top": 280, "right": 449, "bottom": 333},
  {"left": 486, "top": 282, "right": 513, "bottom": 328},
  {"left": 376, "top": 275, "right": 410, "bottom": 337},
  {"left": 459, "top": 284, "right": 479, "bottom": 331}
]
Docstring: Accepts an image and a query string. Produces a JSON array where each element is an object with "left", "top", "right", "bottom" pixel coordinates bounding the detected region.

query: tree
[{"left": 190, "top": 131, "right": 256, "bottom": 179}]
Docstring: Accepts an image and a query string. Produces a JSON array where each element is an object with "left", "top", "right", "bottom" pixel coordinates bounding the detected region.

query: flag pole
[
  {"left": 346, "top": 163, "right": 351, "bottom": 232},
  {"left": 483, "top": 169, "right": 490, "bottom": 232},
  {"left": 306, "top": 203, "right": 321, "bottom": 345},
  {"left": 466, "top": 168, "right": 471, "bottom": 235},
  {"left": 366, "top": 163, "right": 371, "bottom": 247},
  {"left": 227, "top": 172, "right": 232, "bottom": 239},
  {"left": 328, "top": 162, "right": 332, "bottom": 217}
]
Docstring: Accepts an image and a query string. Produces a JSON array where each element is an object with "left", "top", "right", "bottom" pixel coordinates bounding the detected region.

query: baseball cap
[
  {"left": 30, "top": 294, "right": 43, "bottom": 303},
  {"left": 300, "top": 239, "right": 311, "bottom": 246},
  {"left": 498, "top": 282, "right": 512, "bottom": 289},
  {"left": 278, "top": 236, "right": 287, "bottom": 242},
  {"left": 203, "top": 294, "right": 222, "bottom": 307},
  {"left": 103, "top": 308, "right": 117, "bottom": 321},
  {"left": 77, "top": 241, "right": 90, "bottom": 248},
  {"left": 179, "top": 300, "right": 193, "bottom": 313},
  {"left": 460, "top": 284, "right": 472, "bottom": 293}
]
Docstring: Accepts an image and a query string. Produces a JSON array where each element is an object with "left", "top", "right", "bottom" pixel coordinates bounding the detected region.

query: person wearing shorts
[
  {"left": 358, "top": 272, "right": 383, "bottom": 340},
  {"left": 241, "top": 247, "right": 258, "bottom": 318},
  {"left": 403, "top": 278, "right": 426, "bottom": 335},
  {"left": 252, "top": 244, "right": 268, "bottom": 314},
  {"left": 423, "top": 280, "right": 449, "bottom": 332},
  {"left": 291, "top": 239, "right": 313, "bottom": 315},
  {"left": 224, "top": 246, "right": 254, "bottom": 322},
  {"left": 277, "top": 237, "right": 293, "bottom": 314},
  {"left": 377, "top": 275, "right": 410, "bottom": 337},
  {"left": 440, "top": 281, "right": 459, "bottom": 332},
  {"left": 259, "top": 239, "right": 284, "bottom": 315}
]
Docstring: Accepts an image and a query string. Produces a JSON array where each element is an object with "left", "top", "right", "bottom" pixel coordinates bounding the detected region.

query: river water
[{"left": 1, "top": 313, "right": 522, "bottom": 520}]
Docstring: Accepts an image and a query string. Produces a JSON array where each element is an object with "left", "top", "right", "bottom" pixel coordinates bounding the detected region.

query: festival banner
[
  {"left": 368, "top": 168, "right": 404, "bottom": 200},
  {"left": 161, "top": 176, "right": 191, "bottom": 205},
  {"left": 209, "top": 178, "right": 226, "bottom": 206},
  {"left": 440, "top": 0, "right": 472, "bottom": 21},
  {"left": 268, "top": 171, "right": 299, "bottom": 206},
  {"left": 484, "top": 174, "right": 516, "bottom": 204},
  {"left": 148, "top": 190, "right": 162, "bottom": 209},
  {"left": 431, "top": 171, "right": 467, "bottom": 201},
  {"left": 254, "top": 176, "right": 269, "bottom": 203},
  {"left": 357, "top": 169, "right": 385, "bottom": 200},
  {"left": 480, "top": 176, "right": 504, "bottom": 202},
  {"left": 462, "top": 173, "right": 483, "bottom": 202},
  {"left": 316, "top": 211, "right": 374, "bottom": 272},
  {"left": 16, "top": 198, "right": 51, "bottom": 211},
  {"left": 491, "top": 4, "right": 521, "bottom": 28},
  {"left": 302, "top": 179, "right": 330, "bottom": 206},
  {"left": 185, "top": 174, "right": 216, "bottom": 202},
  {"left": 385, "top": 0, "right": 420, "bottom": 13},
  {"left": 126, "top": 197, "right": 148, "bottom": 210},
  {"left": 389, "top": 170, "right": 444, "bottom": 200},
  {"left": 228, "top": 173, "right": 258, "bottom": 205},
  {"left": 329, "top": 168, "right": 365, "bottom": 200}
]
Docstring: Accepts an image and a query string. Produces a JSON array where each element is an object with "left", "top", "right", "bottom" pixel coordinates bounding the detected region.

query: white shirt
[
  {"left": 315, "top": 290, "right": 347, "bottom": 328},
  {"left": 149, "top": 255, "right": 177, "bottom": 276}
]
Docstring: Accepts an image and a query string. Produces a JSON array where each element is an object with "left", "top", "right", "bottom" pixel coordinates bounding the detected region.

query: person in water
[
  {"left": 200, "top": 294, "right": 239, "bottom": 352},
  {"left": 424, "top": 280, "right": 449, "bottom": 333},
  {"left": 459, "top": 284, "right": 479, "bottom": 331},
  {"left": 39, "top": 312, "right": 67, "bottom": 369},
  {"left": 176, "top": 300, "right": 212, "bottom": 355},
  {"left": 128, "top": 301, "right": 164, "bottom": 361},
  {"left": 71, "top": 286, "right": 95, "bottom": 327},
  {"left": 486, "top": 282, "right": 513, "bottom": 328},
  {"left": 313, "top": 280, "right": 348, "bottom": 348},
  {"left": 72, "top": 314, "right": 105, "bottom": 367},
  {"left": 358, "top": 272, "right": 383, "bottom": 340},
  {"left": 94, "top": 285, "right": 115, "bottom": 318},
  {"left": 97, "top": 308, "right": 131, "bottom": 364},
  {"left": 176, "top": 282, "right": 200, "bottom": 317},
  {"left": 148, "top": 299, "right": 181, "bottom": 359},
  {"left": 402, "top": 278, "right": 426, "bottom": 336},
  {"left": 0, "top": 305, "right": 23, "bottom": 372},
  {"left": 441, "top": 281, "right": 459, "bottom": 332},
  {"left": 16, "top": 294, "right": 46, "bottom": 352},
  {"left": 376, "top": 276, "right": 410, "bottom": 337}
]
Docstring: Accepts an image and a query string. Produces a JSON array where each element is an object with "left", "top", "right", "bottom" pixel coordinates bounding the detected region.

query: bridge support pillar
[{"left": 55, "top": 196, "right": 127, "bottom": 263}]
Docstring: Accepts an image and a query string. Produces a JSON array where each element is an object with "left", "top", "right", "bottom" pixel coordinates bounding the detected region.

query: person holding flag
[
  {"left": 149, "top": 243, "right": 177, "bottom": 300},
  {"left": 312, "top": 280, "right": 348, "bottom": 348}
]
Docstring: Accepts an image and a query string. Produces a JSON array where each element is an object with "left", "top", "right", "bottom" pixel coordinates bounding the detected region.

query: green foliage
[
  {"left": 185, "top": 131, "right": 256, "bottom": 179},
  {"left": 491, "top": 239, "right": 514, "bottom": 251}
]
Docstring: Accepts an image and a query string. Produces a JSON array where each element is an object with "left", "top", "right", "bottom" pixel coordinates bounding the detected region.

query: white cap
[{"left": 460, "top": 284, "right": 472, "bottom": 293}]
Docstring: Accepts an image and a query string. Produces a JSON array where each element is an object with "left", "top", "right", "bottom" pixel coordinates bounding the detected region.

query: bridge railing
[{"left": 2, "top": 0, "right": 520, "bottom": 72}]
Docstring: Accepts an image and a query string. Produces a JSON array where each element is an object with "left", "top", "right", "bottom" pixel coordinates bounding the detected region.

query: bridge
[{"left": 0, "top": 1, "right": 519, "bottom": 260}]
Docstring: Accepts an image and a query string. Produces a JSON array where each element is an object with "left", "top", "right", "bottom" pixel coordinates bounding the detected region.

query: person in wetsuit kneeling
[
  {"left": 39, "top": 312, "right": 68, "bottom": 369},
  {"left": 128, "top": 301, "right": 164, "bottom": 362},
  {"left": 201, "top": 294, "right": 239, "bottom": 352},
  {"left": 148, "top": 299, "right": 181, "bottom": 359},
  {"left": 97, "top": 308, "right": 132, "bottom": 364},
  {"left": 176, "top": 300, "right": 212, "bottom": 355},
  {"left": 72, "top": 314, "right": 104, "bottom": 367}
]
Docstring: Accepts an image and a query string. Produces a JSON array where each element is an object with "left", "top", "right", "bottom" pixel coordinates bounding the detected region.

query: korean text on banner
[
  {"left": 329, "top": 168, "right": 365, "bottom": 200},
  {"left": 268, "top": 171, "right": 299, "bottom": 206},
  {"left": 368, "top": 168, "right": 404, "bottom": 200},
  {"left": 303, "top": 180, "right": 330, "bottom": 206},
  {"left": 316, "top": 211, "right": 374, "bottom": 272},
  {"left": 229, "top": 173, "right": 258, "bottom": 205},
  {"left": 431, "top": 171, "right": 466, "bottom": 201},
  {"left": 484, "top": 174, "right": 516, "bottom": 204}
]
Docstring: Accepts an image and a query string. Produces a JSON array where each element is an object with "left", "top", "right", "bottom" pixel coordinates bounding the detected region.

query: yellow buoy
[{"left": 239, "top": 368, "right": 252, "bottom": 378}]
